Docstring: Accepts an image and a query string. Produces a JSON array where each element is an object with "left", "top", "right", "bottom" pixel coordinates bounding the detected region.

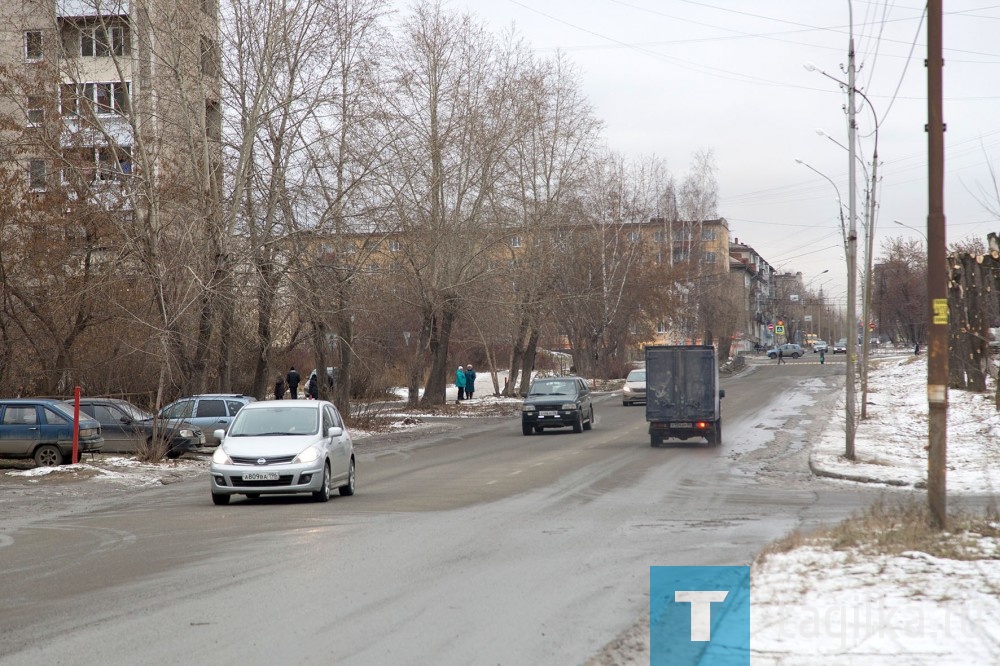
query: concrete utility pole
[
  {"left": 926, "top": 0, "right": 948, "bottom": 529},
  {"left": 845, "top": 30, "right": 858, "bottom": 460}
]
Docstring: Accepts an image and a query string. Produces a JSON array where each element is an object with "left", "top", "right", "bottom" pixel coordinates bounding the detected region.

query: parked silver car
[
  {"left": 767, "top": 343, "right": 804, "bottom": 359},
  {"left": 209, "top": 400, "right": 355, "bottom": 505}
]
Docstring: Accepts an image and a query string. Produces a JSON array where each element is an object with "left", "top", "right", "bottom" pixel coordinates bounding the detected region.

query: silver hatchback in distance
[{"left": 209, "top": 400, "right": 355, "bottom": 505}]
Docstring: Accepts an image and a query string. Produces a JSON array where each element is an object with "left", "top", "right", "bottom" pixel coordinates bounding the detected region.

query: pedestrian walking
[
  {"left": 456, "top": 365, "right": 467, "bottom": 402},
  {"left": 819, "top": 349, "right": 825, "bottom": 365},
  {"left": 777, "top": 348, "right": 785, "bottom": 365},
  {"left": 306, "top": 372, "right": 318, "bottom": 400},
  {"left": 286, "top": 366, "right": 301, "bottom": 399},
  {"left": 274, "top": 374, "right": 286, "bottom": 399},
  {"left": 464, "top": 364, "right": 477, "bottom": 399}
]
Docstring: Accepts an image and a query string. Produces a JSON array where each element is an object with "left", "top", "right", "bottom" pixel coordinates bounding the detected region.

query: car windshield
[
  {"left": 227, "top": 406, "right": 318, "bottom": 437},
  {"left": 123, "top": 403, "right": 154, "bottom": 420},
  {"left": 626, "top": 370, "right": 646, "bottom": 382},
  {"left": 528, "top": 381, "right": 572, "bottom": 396}
]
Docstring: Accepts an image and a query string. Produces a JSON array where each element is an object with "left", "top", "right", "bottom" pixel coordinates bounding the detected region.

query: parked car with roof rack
[{"left": 158, "top": 394, "right": 256, "bottom": 444}]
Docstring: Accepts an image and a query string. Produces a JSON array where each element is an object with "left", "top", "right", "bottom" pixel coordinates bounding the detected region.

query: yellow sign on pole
[
  {"left": 932, "top": 298, "right": 948, "bottom": 325},
  {"left": 775, "top": 325, "right": 785, "bottom": 335}
]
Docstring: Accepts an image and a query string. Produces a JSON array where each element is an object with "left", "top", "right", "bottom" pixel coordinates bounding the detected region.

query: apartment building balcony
[{"left": 57, "top": 0, "right": 129, "bottom": 19}]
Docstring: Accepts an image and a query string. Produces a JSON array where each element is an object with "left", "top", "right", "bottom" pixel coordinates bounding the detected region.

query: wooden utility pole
[{"left": 926, "top": 0, "right": 948, "bottom": 529}]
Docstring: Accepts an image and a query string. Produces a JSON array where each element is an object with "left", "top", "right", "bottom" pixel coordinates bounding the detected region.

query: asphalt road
[{"left": 0, "top": 361, "right": 897, "bottom": 665}]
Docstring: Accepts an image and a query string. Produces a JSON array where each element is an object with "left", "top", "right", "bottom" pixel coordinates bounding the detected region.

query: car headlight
[
  {"left": 522, "top": 405, "right": 537, "bottom": 412},
  {"left": 561, "top": 403, "right": 578, "bottom": 410},
  {"left": 623, "top": 386, "right": 634, "bottom": 395},
  {"left": 178, "top": 429, "right": 194, "bottom": 438},
  {"left": 212, "top": 448, "right": 232, "bottom": 465},
  {"left": 294, "top": 446, "right": 321, "bottom": 464},
  {"left": 79, "top": 428, "right": 97, "bottom": 438}
]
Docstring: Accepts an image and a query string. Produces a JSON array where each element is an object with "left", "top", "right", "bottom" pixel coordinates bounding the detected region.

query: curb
[{"left": 808, "top": 454, "right": 912, "bottom": 487}]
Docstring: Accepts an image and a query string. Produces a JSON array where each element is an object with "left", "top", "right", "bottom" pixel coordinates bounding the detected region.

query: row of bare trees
[{"left": 0, "top": 0, "right": 725, "bottom": 411}]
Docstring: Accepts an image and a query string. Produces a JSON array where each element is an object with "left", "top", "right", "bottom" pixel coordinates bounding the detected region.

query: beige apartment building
[{"left": 1, "top": 0, "right": 220, "bottom": 201}]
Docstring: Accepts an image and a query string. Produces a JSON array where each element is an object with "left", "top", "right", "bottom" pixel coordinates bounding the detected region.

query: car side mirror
[
  {"left": 327, "top": 426, "right": 343, "bottom": 438},
  {"left": 213, "top": 429, "right": 225, "bottom": 442}
]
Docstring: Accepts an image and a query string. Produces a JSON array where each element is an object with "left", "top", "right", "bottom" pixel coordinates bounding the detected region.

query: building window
[
  {"left": 388, "top": 240, "right": 400, "bottom": 252},
  {"left": 509, "top": 235, "right": 522, "bottom": 248},
  {"left": 97, "top": 146, "right": 132, "bottom": 180},
  {"left": 628, "top": 230, "right": 641, "bottom": 243},
  {"left": 83, "top": 82, "right": 130, "bottom": 115},
  {"left": 673, "top": 248, "right": 690, "bottom": 263},
  {"left": 81, "top": 26, "right": 128, "bottom": 57},
  {"left": 657, "top": 322, "right": 667, "bottom": 334},
  {"left": 25, "top": 31, "right": 43, "bottom": 60},
  {"left": 702, "top": 228, "right": 716, "bottom": 241},
  {"left": 655, "top": 251, "right": 663, "bottom": 265},
  {"left": 653, "top": 230, "right": 666, "bottom": 243},
  {"left": 60, "top": 84, "right": 78, "bottom": 116},
  {"left": 200, "top": 37, "right": 220, "bottom": 77},
  {"left": 205, "top": 100, "right": 221, "bottom": 141},
  {"left": 703, "top": 251, "right": 717, "bottom": 263},
  {"left": 28, "top": 159, "right": 46, "bottom": 190},
  {"left": 27, "top": 96, "right": 44, "bottom": 125}
]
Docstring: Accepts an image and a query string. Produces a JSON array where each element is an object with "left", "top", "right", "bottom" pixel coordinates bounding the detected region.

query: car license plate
[
  {"left": 540, "top": 410, "right": 558, "bottom": 416},
  {"left": 673, "top": 422, "right": 693, "bottom": 428},
  {"left": 242, "top": 472, "right": 279, "bottom": 481}
]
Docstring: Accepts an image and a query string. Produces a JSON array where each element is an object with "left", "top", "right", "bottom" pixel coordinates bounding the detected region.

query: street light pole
[{"left": 804, "top": 38, "right": 859, "bottom": 459}]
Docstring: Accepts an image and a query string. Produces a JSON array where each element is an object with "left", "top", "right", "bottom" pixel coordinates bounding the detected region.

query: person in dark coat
[
  {"left": 464, "top": 364, "right": 477, "bottom": 399},
  {"left": 307, "top": 373, "right": 318, "bottom": 400},
  {"left": 286, "top": 366, "right": 301, "bottom": 399},
  {"left": 274, "top": 374, "right": 286, "bottom": 399}
]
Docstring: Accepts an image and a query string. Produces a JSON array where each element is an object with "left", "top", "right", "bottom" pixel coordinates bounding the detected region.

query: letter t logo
[{"left": 674, "top": 590, "right": 729, "bottom": 641}]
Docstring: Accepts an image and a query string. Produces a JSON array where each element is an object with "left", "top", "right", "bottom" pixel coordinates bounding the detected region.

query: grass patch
[{"left": 759, "top": 497, "right": 1000, "bottom": 564}]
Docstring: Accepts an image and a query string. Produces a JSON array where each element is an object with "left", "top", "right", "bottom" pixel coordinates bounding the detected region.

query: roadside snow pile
[{"left": 811, "top": 354, "right": 1000, "bottom": 492}]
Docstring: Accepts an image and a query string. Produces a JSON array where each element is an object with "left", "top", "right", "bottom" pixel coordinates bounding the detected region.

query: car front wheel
[
  {"left": 211, "top": 493, "right": 230, "bottom": 505},
  {"left": 583, "top": 406, "right": 593, "bottom": 430},
  {"left": 339, "top": 458, "right": 356, "bottom": 496},
  {"left": 313, "top": 463, "right": 331, "bottom": 502}
]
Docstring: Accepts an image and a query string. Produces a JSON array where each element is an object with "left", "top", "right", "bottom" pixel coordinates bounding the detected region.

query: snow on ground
[
  {"left": 753, "top": 353, "right": 1000, "bottom": 664},
  {"left": 5, "top": 356, "right": 1000, "bottom": 663}
]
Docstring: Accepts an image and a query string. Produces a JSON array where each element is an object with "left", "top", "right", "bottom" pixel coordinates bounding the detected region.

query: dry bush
[
  {"left": 344, "top": 401, "right": 398, "bottom": 433},
  {"left": 757, "top": 497, "right": 1000, "bottom": 566}
]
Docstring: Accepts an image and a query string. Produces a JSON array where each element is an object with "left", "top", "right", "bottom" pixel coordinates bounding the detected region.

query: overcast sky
[{"left": 430, "top": 1, "right": 999, "bottom": 312}]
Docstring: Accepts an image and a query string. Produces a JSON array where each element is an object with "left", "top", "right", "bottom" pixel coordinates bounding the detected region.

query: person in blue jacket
[{"left": 456, "top": 365, "right": 467, "bottom": 402}]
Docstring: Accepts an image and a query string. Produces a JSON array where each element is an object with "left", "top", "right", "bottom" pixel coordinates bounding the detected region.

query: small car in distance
[
  {"left": 813, "top": 340, "right": 829, "bottom": 353},
  {"left": 209, "top": 400, "right": 355, "bottom": 505},
  {"left": 833, "top": 338, "right": 848, "bottom": 354},
  {"left": 622, "top": 368, "right": 646, "bottom": 406},
  {"left": 0, "top": 399, "right": 103, "bottom": 466},
  {"left": 767, "top": 343, "right": 804, "bottom": 359},
  {"left": 521, "top": 376, "right": 594, "bottom": 435}
]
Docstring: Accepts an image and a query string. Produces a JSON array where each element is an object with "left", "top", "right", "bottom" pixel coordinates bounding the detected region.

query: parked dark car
[
  {"left": 521, "top": 376, "right": 594, "bottom": 436},
  {"left": 158, "top": 394, "right": 256, "bottom": 444},
  {"left": 0, "top": 399, "right": 103, "bottom": 466},
  {"left": 78, "top": 397, "right": 205, "bottom": 458}
]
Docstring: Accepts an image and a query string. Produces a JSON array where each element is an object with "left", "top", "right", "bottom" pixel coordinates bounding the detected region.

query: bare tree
[{"left": 380, "top": 1, "right": 521, "bottom": 406}]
